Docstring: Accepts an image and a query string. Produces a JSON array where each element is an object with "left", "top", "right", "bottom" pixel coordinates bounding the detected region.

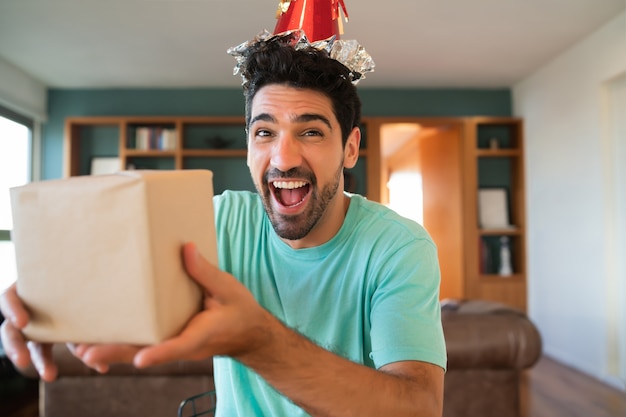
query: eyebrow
[
  {"left": 249, "top": 113, "right": 275, "bottom": 125},
  {"left": 249, "top": 113, "right": 333, "bottom": 130}
]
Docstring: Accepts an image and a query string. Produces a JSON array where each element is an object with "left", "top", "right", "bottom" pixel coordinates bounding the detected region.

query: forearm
[{"left": 236, "top": 311, "right": 443, "bottom": 417}]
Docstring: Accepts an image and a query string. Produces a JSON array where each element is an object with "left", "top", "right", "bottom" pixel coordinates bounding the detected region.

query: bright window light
[
  {"left": 0, "top": 115, "right": 30, "bottom": 291},
  {"left": 0, "top": 242, "right": 18, "bottom": 292},
  {"left": 387, "top": 171, "right": 423, "bottom": 225}
]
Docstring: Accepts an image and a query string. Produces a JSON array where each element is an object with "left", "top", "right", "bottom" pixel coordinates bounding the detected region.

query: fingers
[
  {"left": 1, "top": 284, "right": 58, "bottom": 381},
  {"left": 133, "top": 338, "right": 186, "bottom": 368},
  {"left": 70, "top": 343, "right": 142, "bottom": 373},
  {"left": 27, "top": 342, "right": 58, "bottom": 382},
  {"left": 1, "top": 320, "right": 58, "bottom": 381},
  {"left": 182, "top": 242, "right": 240, "bottom": 301},
  {"left": 182, "top": 242, "right": 217, "bottom": 284},
  {"left": 0, "top": 318, "right": 31, "bottom": 369},
  {"left": 0, "top": 284, "right": 29, "bottom": 329},
  {"left": 133, "top": 314, "right": 208, "bottom": 368},
  {"left": 182, "top": 242, "right": 224, "bottom": 295},
  {"left": 0, "top": 287, "right": 35, "bottom": 372}
]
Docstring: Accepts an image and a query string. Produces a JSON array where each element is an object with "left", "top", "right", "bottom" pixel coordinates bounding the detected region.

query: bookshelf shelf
[
  {"left": 475, "top": 149, "right": 521, "bottom": 157},
  {"left": 124, "top": 150, "right": 178, "bottom": 157},
  {"left": 479, "top": 228, "right": 522, "bottom": 236},
  {"left": 182, "top": 149, "right": 248, "bottom": 158},
  {"left": 64, "top": 116, "right": 372, "bottom": 198},
  {"left": 479, "top": 274, "right": 525, "bottom": 282}
]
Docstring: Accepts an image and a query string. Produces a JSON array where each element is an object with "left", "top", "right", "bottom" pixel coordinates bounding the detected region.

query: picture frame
[
  {"left": 90, "top": 157, "right": 121, "bottom": 175},
  {"left": 478, "top": 188, "right": 511, "bottom": 229}
]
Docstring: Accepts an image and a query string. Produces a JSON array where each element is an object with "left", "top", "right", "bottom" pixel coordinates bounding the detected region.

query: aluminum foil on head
[{"left": 227, "top": 29, "right": 375, "bottom": 85}]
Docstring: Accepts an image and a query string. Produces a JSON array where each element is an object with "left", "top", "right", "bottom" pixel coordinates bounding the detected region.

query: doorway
[{"left": 378, "top": 119, "right": 465, "bottom": 300}]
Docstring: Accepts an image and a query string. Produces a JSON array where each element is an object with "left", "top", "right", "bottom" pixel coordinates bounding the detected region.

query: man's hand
[
  {"left": 135, "top": 241, "right": 274, "bottom": 367},
  {"left": 0, "top": 284, "right": 58, "bottom": 381},
  {"left": 73, "top": 241, "right": 273, "bottom": 370}
]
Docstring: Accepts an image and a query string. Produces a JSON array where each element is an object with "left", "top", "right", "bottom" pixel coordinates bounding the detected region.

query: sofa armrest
[{"left": 442, "top": 300, "right": 542, "bottom": 370}]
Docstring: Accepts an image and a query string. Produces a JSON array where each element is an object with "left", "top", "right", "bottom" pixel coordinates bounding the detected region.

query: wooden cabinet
[
  {"left": 462, "top": 117, "right": 527, "bottom": 310},
  {"left": 64, "top": 116, "right": 372, "bottom": 197},
  {"left": 374, "top": 116, "right": 527, "bottom": 311}
]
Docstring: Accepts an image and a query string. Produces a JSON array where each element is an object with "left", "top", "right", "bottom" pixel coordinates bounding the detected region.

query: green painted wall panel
[
  {"left": 43, "top": 87, "right": 511, "bottom": 182},
  {"left": 359, "top": 88, "right": 511, "bottom": 117}
]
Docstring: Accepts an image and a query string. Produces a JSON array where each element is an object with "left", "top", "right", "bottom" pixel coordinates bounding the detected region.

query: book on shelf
[{"left": 134, "top": 127, "right": 177, "bottom": 151}]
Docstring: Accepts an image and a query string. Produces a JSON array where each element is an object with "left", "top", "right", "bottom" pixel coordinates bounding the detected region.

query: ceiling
[{"left": 0, "top": 0, "right": 623, "bottom": 89}]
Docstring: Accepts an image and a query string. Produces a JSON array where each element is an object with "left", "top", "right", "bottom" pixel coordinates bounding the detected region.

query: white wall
[
  {"left": 0, "top": 55, "right": 47, "bottom": 121},
  {"left": 513, "top": 12, "right": 626, "bottom": 389}
]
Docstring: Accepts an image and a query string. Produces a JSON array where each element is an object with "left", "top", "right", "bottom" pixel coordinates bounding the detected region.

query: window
[{"left": 0, "top": 106, "right": 32, "bottom": 291}]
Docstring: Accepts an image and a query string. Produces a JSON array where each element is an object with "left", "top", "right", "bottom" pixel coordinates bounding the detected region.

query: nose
[{"left": 270, "top": 135, "right": 303, "bottom": 172}]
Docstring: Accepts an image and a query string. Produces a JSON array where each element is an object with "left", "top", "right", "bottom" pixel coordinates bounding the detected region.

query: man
[{"left": 1, "top": 39, "right": 446, "bottom": 416}]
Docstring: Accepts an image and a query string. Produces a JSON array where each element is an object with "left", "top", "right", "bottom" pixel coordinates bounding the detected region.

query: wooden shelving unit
[
  {"left": 463, "top": 117, "right": 527, "bottom": 311},
  {"left": 369, "top": 116, "right": 527, "bottom": 311},
  {"left": 64, "top": 116, "right": 373, "bottom": 198}
]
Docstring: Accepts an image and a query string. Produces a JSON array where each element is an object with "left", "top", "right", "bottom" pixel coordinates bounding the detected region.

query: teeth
[{"left": 272, "top": 180, "right": 307, "bottom": 189}]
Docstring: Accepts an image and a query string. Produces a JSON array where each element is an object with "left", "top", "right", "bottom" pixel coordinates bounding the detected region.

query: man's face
[{"left": 247, "top": 84, "right": 360, "bottom": 248}]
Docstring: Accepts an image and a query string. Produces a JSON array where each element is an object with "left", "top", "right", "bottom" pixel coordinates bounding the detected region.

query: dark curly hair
[{"left": 241, "top": 41, "right": 362, "bottom": 146}]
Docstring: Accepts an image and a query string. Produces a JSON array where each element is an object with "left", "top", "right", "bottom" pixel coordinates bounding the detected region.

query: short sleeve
[{"left": 368, "top": 238, "right": 447, "bottom": 371}]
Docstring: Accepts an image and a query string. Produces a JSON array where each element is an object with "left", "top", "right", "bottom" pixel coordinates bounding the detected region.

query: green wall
[{"left": 43, "top": 87, "right": 511, "bottom": 180}]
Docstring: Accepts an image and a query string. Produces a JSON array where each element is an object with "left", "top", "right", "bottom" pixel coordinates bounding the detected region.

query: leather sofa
[
  {"left": 25, "top": 300, "right": 542, "bottom": 417},
  {"left": 440, "top": 300, "right": 541, "bottom": 417}
]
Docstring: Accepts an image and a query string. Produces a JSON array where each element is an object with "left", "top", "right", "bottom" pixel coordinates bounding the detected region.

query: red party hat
[
  {"left": 274, "top": 0, "right": 349, "bottom": 42},
  {"left": 228, "top": 0, "right": 374, "bottom": 84}
]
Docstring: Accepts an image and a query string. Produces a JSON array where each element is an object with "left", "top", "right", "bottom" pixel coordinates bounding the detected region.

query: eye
[
  {"left": 303, "top": 129, "right": 323, "bottom": 136},
  {"left": 253, "top": 128, "right": 274, "bottom": 143},
  {"left": 301, "top": 129, "right": 325, "bottom": 142}
]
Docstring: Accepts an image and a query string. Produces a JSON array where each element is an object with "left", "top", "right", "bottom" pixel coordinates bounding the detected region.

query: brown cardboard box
[{"left": 10, "top": 170, "right": 217, "bottom": 345}]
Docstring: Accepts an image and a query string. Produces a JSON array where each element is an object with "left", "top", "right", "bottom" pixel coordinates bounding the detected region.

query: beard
[{"left": 257, "top": 162, "right": 344, "bottom": 241}]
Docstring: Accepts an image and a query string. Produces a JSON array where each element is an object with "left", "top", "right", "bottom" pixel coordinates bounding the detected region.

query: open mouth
[{"left": 271, "top": 180, "right": 311, "bottom": 208}]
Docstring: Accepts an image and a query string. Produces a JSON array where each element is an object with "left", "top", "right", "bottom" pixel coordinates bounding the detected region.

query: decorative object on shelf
[
  {"left": 479, "top": 237, "right": 492, "bottom": 274},
  {"left": 478, "top": 188, "right": 511, "bottom": 229},
  {"left": 134, "top": 127, "right": 177, "bottom": 151},
  {"left": 90, "top": 157, "right": 120, "bottom": 175},
  {"left": 498, "top": 236, "right": 513, "bottom": 276},
  {"left": 489, "top": 137, "right": 499, "bottom": 150},
  {"left": 205, "top": 136, "right": 233, "bottom": 149}
]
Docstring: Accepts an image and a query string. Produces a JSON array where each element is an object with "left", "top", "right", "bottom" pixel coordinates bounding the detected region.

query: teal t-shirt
[{"left": 213, "top": 190, "right": 446, "bottom": 416}]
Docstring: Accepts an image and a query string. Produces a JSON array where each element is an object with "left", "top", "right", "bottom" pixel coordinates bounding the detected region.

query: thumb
[{"left": 182, "top": 242, "right": 229, "bottom": 299}]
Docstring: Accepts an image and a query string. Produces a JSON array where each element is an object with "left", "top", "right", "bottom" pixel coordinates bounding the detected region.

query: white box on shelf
[{"left": 478, "top": 188, "right": 511, "bottom": 229}]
